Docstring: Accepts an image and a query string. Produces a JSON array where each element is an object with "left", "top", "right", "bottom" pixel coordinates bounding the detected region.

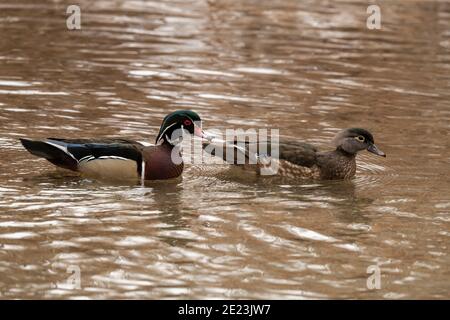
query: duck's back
[
  {"left": 203, "top": 137, "right": 322, "bottom": 178},
  {"left": 278, "top": 140, "right": 318, "bottom": 168}
]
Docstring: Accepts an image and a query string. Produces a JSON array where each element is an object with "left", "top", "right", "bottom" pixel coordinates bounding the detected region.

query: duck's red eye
[{"left": 183, "top": 119, "right": 192, "bottom": 126}]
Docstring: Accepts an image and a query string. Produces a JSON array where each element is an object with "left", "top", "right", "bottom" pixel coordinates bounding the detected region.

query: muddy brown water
[{"left": 0, "top": 0, "right": 449, "bottom": 299}]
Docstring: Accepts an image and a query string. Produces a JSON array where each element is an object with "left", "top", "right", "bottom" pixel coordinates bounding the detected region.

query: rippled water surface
[{"left": 0, "top": 0, "right": 449, "bottom": 299}]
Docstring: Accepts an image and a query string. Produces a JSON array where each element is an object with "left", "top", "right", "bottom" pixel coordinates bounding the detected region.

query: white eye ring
[{"left": 355, "top": 136, "right": 365, "bottom": 142}]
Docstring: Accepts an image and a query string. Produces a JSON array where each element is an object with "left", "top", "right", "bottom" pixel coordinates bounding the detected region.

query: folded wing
[{"left": 20, "top": 138, "right": 144, "bottom": 178}]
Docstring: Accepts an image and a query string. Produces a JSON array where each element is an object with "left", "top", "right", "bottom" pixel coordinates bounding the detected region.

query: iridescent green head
[{"left": 156, "top": 110, "right": 204, "bottom": 144}]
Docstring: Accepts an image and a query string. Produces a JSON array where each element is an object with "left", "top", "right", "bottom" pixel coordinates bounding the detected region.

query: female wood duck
[
  {"left": 203, "top": 128, "right": 386, "bottom": 180},
  {"left": 20, "top": 110, "right": 207, "bottom": 181}
]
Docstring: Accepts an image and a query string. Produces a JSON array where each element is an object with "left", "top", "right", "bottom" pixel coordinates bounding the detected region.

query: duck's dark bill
[{"left": 367, "top": 144, "right": 386, "bottom": 157}]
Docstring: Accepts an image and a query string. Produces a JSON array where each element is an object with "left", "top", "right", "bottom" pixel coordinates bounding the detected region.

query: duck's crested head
[
  {"left": 333, "top": 128, "right": 385, "bottom": 157},
  {"left": 156, "top": 110, "right": 204, "bottom": 144}
]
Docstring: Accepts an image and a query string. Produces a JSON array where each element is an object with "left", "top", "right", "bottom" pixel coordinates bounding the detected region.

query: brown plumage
[{"left": 203, "top": 128, "right": 385, "bottom": 180}]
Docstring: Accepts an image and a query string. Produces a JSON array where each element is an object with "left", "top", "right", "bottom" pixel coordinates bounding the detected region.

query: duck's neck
[
  {"left": 155, "top": 123, "right": 182, "bottom": 146},
  {"left": 335, "top": 146, "right": 357, "bottom": 159},
  {"left": 158, "top": 138, "right": 175, "bottom": 148},
  {"left": 320, "top": 147, "right": 356, "bottom": 180},
  {"left": 157, "top": 134, "right": 182, "bottom": 149},
  {"left": 159, "top": 139, "right": 183, "bottom": 159}
]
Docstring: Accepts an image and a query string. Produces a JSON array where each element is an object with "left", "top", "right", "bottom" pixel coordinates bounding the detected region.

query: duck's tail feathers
[{"left": 20, "top": 138, "right": 78, "bottom": 171}]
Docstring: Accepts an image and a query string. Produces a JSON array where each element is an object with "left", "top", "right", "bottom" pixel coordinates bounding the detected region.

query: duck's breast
[{"left": 143, "top": 146, "right": 184, "bottom": 180}]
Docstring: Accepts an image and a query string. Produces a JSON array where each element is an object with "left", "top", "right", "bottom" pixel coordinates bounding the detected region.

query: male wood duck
[
  {"left": 20, "top": 110, "right": 207, "bottom": 181},
  {"left": 202, "top": 128, "right": 386, "bottom": 180}
]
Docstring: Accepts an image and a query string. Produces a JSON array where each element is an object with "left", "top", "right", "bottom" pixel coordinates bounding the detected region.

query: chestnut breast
[{"left": 143, "top": 144, "right": 184, "bottom": 180}]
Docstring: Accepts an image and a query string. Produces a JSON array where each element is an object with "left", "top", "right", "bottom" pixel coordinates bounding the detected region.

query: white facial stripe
[
  {"left": 157, "top": 115, "right": 200, "bottom": 144},
  {"left": 165, "top": 134, "right": 178, "bottom": 145},
  {"left": 157, "top": 122, "right": 177, "bottom": 143}
]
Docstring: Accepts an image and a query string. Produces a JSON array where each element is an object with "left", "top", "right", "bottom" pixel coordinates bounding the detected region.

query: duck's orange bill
[{"left": 194, "top": 126, "right": 206, "bottom": 139}]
